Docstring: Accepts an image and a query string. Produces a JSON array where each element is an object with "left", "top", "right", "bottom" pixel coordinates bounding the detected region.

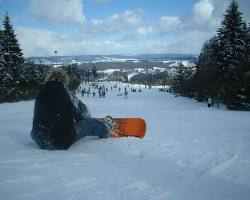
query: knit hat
[{"left": 45, "top": 68, "right": 69, "bottom": 87}]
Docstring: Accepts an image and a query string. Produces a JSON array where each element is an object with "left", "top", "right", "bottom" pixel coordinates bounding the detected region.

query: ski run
[{"left": 0, "top": 81, "right": 250, "bottom": 200}]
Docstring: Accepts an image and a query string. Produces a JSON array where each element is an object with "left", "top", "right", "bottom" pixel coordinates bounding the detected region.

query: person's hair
[{"left": 45, "top": 68, "right": 69, "bottom": 87}]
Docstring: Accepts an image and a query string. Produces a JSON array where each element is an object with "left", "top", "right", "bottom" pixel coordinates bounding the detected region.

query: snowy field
[{"left": 0, "top": 82, "right": 250, "bottom": 200}]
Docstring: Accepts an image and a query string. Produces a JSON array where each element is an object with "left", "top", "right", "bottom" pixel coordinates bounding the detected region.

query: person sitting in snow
[{"left": 30, "top": 68, "right": 113, "bottom": 150}]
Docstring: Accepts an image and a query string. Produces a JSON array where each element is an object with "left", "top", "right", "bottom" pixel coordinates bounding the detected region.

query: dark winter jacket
[{"left": 31, "top": 81, "right": 82, "bottom": 150}]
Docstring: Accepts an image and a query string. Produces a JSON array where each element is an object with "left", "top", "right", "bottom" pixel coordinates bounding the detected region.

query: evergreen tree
[
  {"left": 0, "top": 28, "right": 4, "bottom": 65},
  {"left": 217, "top": 0, "right": 248, "bottom": 106},
  {"left": 194, "top": 36, "right": 222, "bottom": 100},
  {"left": 64, "top": 65, "right": 81, "bottom": 91},
  {"left": 92, "top": 64, "right": 98, "bottom": 79},
  {"left": 20, "top": 63, "right": 51, "bottom": 98},
  {"left": 173, "top": 62, "right": 185, "bottom": 86},
  {"left": 238, "top": 23, "right": 250, "bottom": 109},
  {"left": 247, "top": 23, "right": 250, "bottom": 60},
  {"left": 1, "top": 13, "right": 24, "bottom": 101},
  {"left": 2, "top": 14, "right": 24, "bottom": 67},
  {"left": 0, "top": 28, "right": 5, "bottom": 101},
  {"left": 172, "top": 62, "right": 191, "bottom": 95}
]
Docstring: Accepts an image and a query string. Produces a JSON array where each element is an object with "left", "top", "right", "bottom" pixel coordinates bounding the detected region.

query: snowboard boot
[
  {"left": 103, "top": 116, "right": 120, "bottom": 137},
  {"left": 104, "top": 116, "right": 113, "bottom": 136}
]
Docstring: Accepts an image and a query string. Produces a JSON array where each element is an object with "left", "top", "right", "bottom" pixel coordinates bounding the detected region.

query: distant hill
[{"left": 27, "top": 54, "right": 197, "bottom": 66}]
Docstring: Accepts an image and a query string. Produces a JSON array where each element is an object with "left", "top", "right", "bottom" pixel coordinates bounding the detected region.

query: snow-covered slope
[{"left": 0, "top": 82, "right": 250, "bottom": 200}]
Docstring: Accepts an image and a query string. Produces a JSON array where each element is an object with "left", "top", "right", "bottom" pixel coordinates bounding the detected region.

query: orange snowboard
[{"left": 98, "top": 118, "right": 146, "bottom": 138}]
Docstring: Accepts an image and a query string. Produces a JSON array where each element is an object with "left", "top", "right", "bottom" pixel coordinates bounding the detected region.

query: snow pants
[{"left": 74, "top": 117, "right": 109, "bottom": 139}]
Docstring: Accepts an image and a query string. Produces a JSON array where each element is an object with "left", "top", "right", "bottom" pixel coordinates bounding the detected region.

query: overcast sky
[{"left": 0, "top": 0, "right": 249, "bottom": 57}]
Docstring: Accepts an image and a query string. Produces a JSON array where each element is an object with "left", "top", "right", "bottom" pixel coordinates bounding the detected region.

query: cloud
[
  {"left": 164, "top": 31, "right": 214, "bottom": 54},
  {"left": 212, "top": 0, "right": 250, "bottom": 23},
  {"left": 17, "top": 0, "right": 250, "bottom": 57},
  {"left": 123, "top": 0, "right": 221, "bottom": 41},
  {"left": 12, "top": 26, "right": 161, "bottom": 57},
  {"left": 16, "top": 25, "right": 209, "bottom": 57},
  {"left": 135, "top": 25, "right": 154, "bottom": 38},
  {"left": 160, "top": 0, "right": 221, "bottom": 34},
  {"left": 28, "top": 0, "right": 85, "bottom": 25},
  {"left": 16, "top": 2, "right": 216, "bottom": 57},
  {"left": 86, "top": 9, "right": 144, "bottom": 34},
  {"left": 88, "top": 0, "right": 113, "bottom": 3},
  {"left": 154, "top": 0, "right": 250, "bottom": 53},
  {"left": 239, "top": 0, "right": 250, "bottom": 22},
  {"left": 16, "top": 26, "right": 126, "bottom": 56},
  {"left": 126, "top": 0, "right": 230, "bottom": 52},
  {"left": 160, "top": 16, "right": 182, "bottom": 33},
  {"left": 193, "top": 0, "right": 214, "bottom": 24},
  {"left": 69, "top": 9, "right": 146, "bottom": 42},
  {"left": 150, "top": 0, "right": 226, "bottom": 54},
  {"left": 16, "top": 27, "right": 62, "bottom": 57}
]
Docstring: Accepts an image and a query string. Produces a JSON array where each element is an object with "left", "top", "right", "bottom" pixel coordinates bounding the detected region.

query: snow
[
  {"left": 169, "top": 60, "right": 192, "bottom": 67},
  {"left": 0, "top": 81, "right": 250, "bottom": 200},
  {"left": 128, "top": 72, "right": 139, "bottom": 80},
  {"left": 93, "top": 57, "right": 140, "bottom": 63},
  {"left": 98, "top": 69, "right": 124, "bottom": 76},
  {"left": 69, "top": 60, "right": 81, "bottom": 65},
  {"left": 126, "top": 67, "right": 166, "bottom": 80},
  {"left": 162, "top": 60, "right": 174, "bottom": 64},
  {"left": 152, "top": 67, "right": 165, "bottom": 72}
]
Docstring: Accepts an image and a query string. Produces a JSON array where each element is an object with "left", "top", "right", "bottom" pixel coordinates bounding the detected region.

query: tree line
[
  {"left": 130, "top": 69, "right": 171, "bottom": 86},
  {"left": 171, "top": 0, "right": 250, "bottom": 110}
]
